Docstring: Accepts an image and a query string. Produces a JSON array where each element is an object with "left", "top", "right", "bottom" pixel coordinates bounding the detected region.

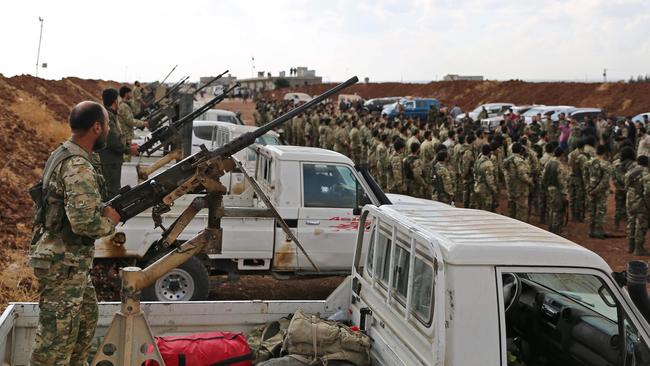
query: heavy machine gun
[
  {"left": 93, "top": 76, "right": 358, "bottom": 366},
  {"left": 135, "top": 76, "right": 189, "bottom": 120}
]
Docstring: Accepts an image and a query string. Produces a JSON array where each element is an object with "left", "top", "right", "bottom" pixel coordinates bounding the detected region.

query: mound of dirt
[{"left": 266, "top": 80, "right": 650, "bottom": 115}]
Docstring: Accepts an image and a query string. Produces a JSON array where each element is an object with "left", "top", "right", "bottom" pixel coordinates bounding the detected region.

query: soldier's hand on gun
[{"left": 102, "top": 205, "right": 121, "bottom": 225}]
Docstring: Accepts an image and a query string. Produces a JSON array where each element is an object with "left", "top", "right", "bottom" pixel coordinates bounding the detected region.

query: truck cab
[
  {"left": 4, "top": 201, "right": 650, "bottom": 365},
  {"left": 99, "top": 145, "right": 395, "bottom": 301},
  {"left": 382, "top": 98, "right": 440, "bottom": 121}
]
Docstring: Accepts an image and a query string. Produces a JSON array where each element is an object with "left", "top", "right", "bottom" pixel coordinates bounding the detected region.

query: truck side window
[
  {"left": 410, "top": 256, "right": 434, "bottom": 325},
  {"left": 375, "top": 232, "right": 392, "bottom": 286},
  {"left": 365, "top": 229, "right": 375, "bottom": 277},
  {"left": 392, "top": 244, "right": 410, "bottom": 301},
  {"left": 302, "top": 164, "right": 359, "bottom": 208}
]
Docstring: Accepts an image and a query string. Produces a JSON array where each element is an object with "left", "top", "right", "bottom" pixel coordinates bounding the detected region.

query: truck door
[{"left": 294, "top": 162, "right": 371, "bottom": 271}]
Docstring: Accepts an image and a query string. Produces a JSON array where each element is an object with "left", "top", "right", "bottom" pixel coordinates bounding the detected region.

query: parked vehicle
[
  {"left": 521, "top": 105, "right": 575, "bottom": 124},
  {"left": 283, "top": 92, "right": 312, "bottom": 105},
  {"left": 568, "top": 108, "right": 605, "bottom": 122},
  {"left": 363, "top": 97, "right": 401, "bottom": 113},
  {"left": 455, "top": 102, "right": 514, "bottom": 122},
  {"left": 633, "top": 112, "right": 650, "bottom": 123},
  {"left": 382, "top": 98, "right": 440, "bottom": 120},
  {"left": 4, "top": 202, "right": 650, "bottom": 365},
  {"left": 480, "top": 105, "right": 539, "bottom": 131},
  {"left": 105, "top": 144, "right": 402, "bottom": 302}
]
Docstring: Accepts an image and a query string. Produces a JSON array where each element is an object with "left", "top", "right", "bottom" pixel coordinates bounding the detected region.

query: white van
[{"left": 283, "top": 92, "right": 312, "bottom": 105}]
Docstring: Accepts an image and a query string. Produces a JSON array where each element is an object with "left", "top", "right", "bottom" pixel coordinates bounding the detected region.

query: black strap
[{"left": 209, "top": 352, "right": 254, "bottom": 366}]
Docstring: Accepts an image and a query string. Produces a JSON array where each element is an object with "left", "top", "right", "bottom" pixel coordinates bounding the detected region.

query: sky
[{"left": 1, "top": 0, "right": 649, "bottom": 83}]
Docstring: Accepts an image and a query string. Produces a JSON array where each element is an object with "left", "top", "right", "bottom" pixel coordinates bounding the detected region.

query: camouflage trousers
[
  {"left": 507, "top": 188, "right": 529, "bottom": 222},
  {"left": 473, "top": 184, "right": 495, "bottom": 212},
  {"left": 539, "top": 190, "right": 547, "bottom": 224},
  {"left": 587, "top": 193, "right": 608, "bottom": 234},
  {"left": 615, "top": 190, "right": 627, "bottom": 229},
  {"left": 462, "top": 179, "right": 473, "bottom": 208},
  {"left": 31, "top": 261, "right": 98, "bottom": 366},
  {"left": 627, "top": 211, "right": 648, "bottom": 251},
  {"left": 546, "top": 187, "right": 565, "bottom": 234},
  {"left": 432, "top": 192, "right": 453, "bottom": 205},
  {"left": 569, "top": 176, "right": 585, "bottom": 221}
]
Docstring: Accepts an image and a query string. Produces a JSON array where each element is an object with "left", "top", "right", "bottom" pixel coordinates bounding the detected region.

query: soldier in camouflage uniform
[
  {"left": 131, "top": 81, "right": 144, "bottom": 116},
  {"left": 458, "top": 133, "right": 477, "bottom": 208},
  {"left": 624, "top": 156, "right": 650, "bottom": 255},
  {"left": 584, "top": 145, "right": 612, "bottom": 238},
  {"left": 403, "top": 142, "right": 426, "bottom": 197},
  {"left": 542, "top": 147, "right": 569, "bottom": 234},
  {"left": 367, "top": 128, "right": 380, "bottom": 177},
  {"left": 349, "top": 119, "right": 363, "bottom": 166},
  {"left": 432, "top": 150, "right": 455, "bottom": 204},
  {"left": 318, "top": 117, "right": 331, "bottom": 149},
  {"left": 293, "top": 113, "right": 306, "bottom": 146},
  {"left": 473, "top": 144, "right": 498, "bottom": 212},
  {"left": 29, "top": 102, "right": 120, "bottom": 366},
  {"left": 613, "top": 147, "right": 636, "bottom": 231},
  {"left": 503, "top": 143, "right": 533, "bottom": 222},
  {"left": 333, "top": 120, "right": 350, "bottom": 155},
  {"left": 388, "top": 139, "right": 406, "bottom": 194},
  {"left": 359, "top": 117, "right": 373, "bottom": 168},
  {"left": 419, "top": 130, "right": 437, "bottom": 198},
  {"left": 375, "top": 133, "right": 390, "bottom": 189},
  {"left": 98, "top": 88, "right": 128, "bottom": 199},
  {"left": 117, "top": 86, "right": 147, "bottom": 161},
  {"left": 567, "top": 139, "right": 589, "bottom": 222}
]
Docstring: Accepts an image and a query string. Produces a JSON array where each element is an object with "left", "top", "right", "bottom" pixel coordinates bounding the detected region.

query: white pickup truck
[
  {"left": 4, "top": 202, "right": 650, "bottom": 365},
  {"left": 99, "top": 144, "right": 395, "bottom": 302}
]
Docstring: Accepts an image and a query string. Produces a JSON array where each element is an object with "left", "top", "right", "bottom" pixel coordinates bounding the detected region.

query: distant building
[
  {"left": 443, "top": 74, "right": 484, "bottom": 81},
  {"left": 237, "top": 67, "right": 322, "bottom": 92}
]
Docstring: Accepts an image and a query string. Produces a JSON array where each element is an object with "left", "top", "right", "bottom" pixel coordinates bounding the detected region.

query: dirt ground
[
  {"left": 265, "top": 80, "right": 650, "bottom": 116},
  {"left": 0, "top": 75, "right": 647, "bottom": 309}
]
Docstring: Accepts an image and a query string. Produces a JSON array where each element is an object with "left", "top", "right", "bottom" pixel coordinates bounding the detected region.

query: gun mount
[{"left": 92, "top": 76, "right": 358, "bottom": 366}]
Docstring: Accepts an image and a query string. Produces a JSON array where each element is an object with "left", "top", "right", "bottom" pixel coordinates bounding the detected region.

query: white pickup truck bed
[{"left": 0, "top": 279, "right": 352, "bottom": 366}]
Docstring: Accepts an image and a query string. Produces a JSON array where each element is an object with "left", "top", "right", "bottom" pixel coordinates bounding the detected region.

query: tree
[{"left": 274, "top": 78, "right": 290, "bottom": 89}]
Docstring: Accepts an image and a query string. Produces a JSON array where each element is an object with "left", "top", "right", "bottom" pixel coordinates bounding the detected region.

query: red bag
[{"left": 146, "top": 331, "right": 253, "bottom": 366}]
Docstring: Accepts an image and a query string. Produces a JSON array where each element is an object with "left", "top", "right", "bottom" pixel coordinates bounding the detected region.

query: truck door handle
[{"left": 305, "top": 220, "right": 320, "bottom": 225}]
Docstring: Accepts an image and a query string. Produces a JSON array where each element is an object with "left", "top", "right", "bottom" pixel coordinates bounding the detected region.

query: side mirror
[{"left": 353, "top": 207, "right": 362, "bottom": 216}]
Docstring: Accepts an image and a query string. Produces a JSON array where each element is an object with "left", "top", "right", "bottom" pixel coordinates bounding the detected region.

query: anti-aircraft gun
[
  {"left": 134, "top": 82, "right": 239, "bottom": 182},
  {"left": 92, "top": 76, "right": 359, "bottom": 366}
]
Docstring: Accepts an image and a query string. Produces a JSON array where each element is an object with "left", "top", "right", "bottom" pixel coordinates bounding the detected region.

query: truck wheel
[{"left": 141, "top": 254, "right": 209, "bottom": 301}]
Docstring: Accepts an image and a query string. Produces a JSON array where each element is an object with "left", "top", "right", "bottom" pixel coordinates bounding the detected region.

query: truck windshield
[{"left": 303, "top": 164, "right": 366, "bottom": 208}]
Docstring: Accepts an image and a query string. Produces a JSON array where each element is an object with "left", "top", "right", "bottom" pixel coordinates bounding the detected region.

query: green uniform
[
  {"left": 349, "top": 126, "right": 363, "bottom": 165},
  {"left": 432, "top": 161, "right": 455, "bottom": 204},
  {"left": 30, "top": 140, "right": 116, "bottom": 366},
  {"left": 458, "top": 144, "right": 476, "bottom": 208},
  {"left": 388, "top": 151, "right": 406, "bottom": 194},
  {"left": 584, "top": 158, "right": 612, "bottom": 237},
  {"left": 542, "top": 157, "right": 569, "bottom": 234},
  {"left": 625, "top": 166, "right": 650, "bottom": 253},
  {"left": 333, "top": 125, "right": 350, "bottom": 155},
  {"left": 567, "top": 148, "right": 589, "bottom": 222},
  {"left": 375, "top": 143, "right": 389, "bottom": 189},
  {"left": 503, "top": 154, "right": 532, "bottom": 222},
  {"left": 473, "top": 154, "right": 497, "bottom": 211},
  {"left": 98, "top": 108, "right": 128, "bottom": 199},
  {"left": 318, "top": 124, "right": 331, "bottom": 150},
  {"left": 613, "top": 159, "right": 636, "bottom": 230},
  {"left": 403, "top": 154, "right": 426, "bottom": 197}
]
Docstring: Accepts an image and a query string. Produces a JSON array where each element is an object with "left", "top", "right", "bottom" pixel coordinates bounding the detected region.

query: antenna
[{"left": 35, "top": 17, "right": 44, "bottom": 77}]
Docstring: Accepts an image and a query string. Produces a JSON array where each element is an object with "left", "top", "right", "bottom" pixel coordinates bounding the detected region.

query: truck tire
[{"left": 141, "top": 254, "right": 209, "bottom": 301}]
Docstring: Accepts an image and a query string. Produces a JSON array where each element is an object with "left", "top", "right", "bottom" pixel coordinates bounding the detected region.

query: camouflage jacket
[
  {"left": 613, "top": 159, "right": 636, "bottom": 191},
  {"left": 473, "top": 154, "right": 497, "bottom": 195},
  {"left": 118, "top": 100, "right": 145, "bottom": 143},
  {"left": 432, "top": 161, "right": 454, "bottom": 199},
  {"left": 30, "top": 140, "right": 116, "bottom": 270},
  {"left": 584, "top": 158, "right": 611, "bottom": 196},
  {"left": 542, "top": 158, "right": 568, "bottom": 195},
  {"left": 625, "top": 166, "right": 649, "bottom": 214},
  {"left": 389, "top": 151, "right": 405, "bottom": 193},
  {"left": 459, "top": 144, "right": 476, "bottom": 181},
  {"left": 503, "top": 154, "right": 532, "bottom": 192},
  {"left": 99, "top": 108, "right": 127, "bottom": 165}
]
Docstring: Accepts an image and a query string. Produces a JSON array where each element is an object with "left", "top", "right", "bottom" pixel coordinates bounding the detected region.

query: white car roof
[
  {"left": 371, "top": 203, "right": 608, "bottom": 269},
  {"left": 193, "top": 120, "right": 278, "bottom": 137},
  {"left": 260, "top": 145, "right": 354, "bottom": 164},
  {"left": 570, "top": 108, "right": 602, "bottom": 113}
]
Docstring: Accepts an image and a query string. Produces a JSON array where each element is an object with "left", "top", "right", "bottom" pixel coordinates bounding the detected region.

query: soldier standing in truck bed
[
  {"left": 29, "top": 102, "right": 120, "bottom": 366},
  {"left": 117, "top": 86, "right": 147, "bottom": 161}
]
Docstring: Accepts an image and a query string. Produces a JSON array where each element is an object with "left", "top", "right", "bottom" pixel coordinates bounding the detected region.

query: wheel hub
[{"left": 155, "top": 268, "right": 195, "bottom": 301}]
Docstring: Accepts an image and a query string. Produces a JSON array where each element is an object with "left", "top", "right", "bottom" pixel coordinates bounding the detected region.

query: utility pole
[
  {"left": 35, "top": 17, "right": 44, "bottom": 77},
  {"left": 251, "top": 56, "right": 255, "bottom": 78},
  {"left": 603, "top": 68, "right": 607, "bottom": 83}
]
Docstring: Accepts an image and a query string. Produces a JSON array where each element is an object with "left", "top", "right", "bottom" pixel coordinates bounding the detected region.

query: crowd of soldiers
[{"left": 255, "top": 98, "right": 650, "bottom": 256}]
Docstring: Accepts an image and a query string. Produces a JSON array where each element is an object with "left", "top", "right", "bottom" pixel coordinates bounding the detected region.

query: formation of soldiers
[{"left": 255, "top": 98, "right": 650, "bottom": 256}]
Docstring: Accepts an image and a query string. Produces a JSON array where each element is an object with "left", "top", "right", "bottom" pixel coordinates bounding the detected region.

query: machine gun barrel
[
  {"left": 159, "top": 64, "right": 178, "bottom": 85},
  {"left": 194, "top": 70, "right": 229, "bottom": 96},
  {"left": 138, "top": 82, "right": 240, "bottom": 155},
  {"left": 108, "top": 76, "right": 358, "bottom": 222},
  {"left": 136, "top": 76, "right": 189, "bottom": 119}
]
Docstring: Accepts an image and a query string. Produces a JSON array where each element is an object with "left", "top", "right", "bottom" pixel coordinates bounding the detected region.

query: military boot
[
  {"left": 628, "top": 239, "right": 636, "bottom": 254},
  {"left": 635, "top": 244, "right": 650, "bottom": 256}
]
